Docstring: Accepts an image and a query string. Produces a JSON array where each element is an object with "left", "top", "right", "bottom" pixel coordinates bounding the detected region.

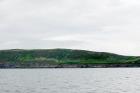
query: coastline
[{"left": 1, "top": 63, "right": 140, "bottom": 68}]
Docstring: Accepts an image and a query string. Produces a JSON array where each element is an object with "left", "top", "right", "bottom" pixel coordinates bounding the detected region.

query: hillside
[{"left": 0, "top": 49, "right": 140, "bottom": 68}]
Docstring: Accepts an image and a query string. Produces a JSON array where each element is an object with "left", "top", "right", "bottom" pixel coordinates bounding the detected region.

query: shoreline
[{"left": 1, "top": 63, "right": 140, "bottom": 68}]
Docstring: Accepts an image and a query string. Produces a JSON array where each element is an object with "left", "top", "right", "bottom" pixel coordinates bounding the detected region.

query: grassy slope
[{"left": 0, "top": 49, "right": 140, "bottom": 65}]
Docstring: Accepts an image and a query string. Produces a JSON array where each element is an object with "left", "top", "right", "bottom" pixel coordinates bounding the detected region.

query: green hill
[{"left": 0, "top": 49, "right": 140, "bottom": 68}]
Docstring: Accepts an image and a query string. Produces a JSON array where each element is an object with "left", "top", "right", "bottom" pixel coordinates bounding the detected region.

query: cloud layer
[{"left": 0, "top": 0, "right": 140, "bottom": 55}]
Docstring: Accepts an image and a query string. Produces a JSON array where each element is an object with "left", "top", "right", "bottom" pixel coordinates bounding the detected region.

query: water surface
[{"left": 0, "top": 68, "right": 140, "bottom": 93}]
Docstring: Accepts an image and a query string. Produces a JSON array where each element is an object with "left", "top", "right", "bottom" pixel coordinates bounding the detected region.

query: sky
[{"left": 0, "top": 0, "right": 140, "bottom": 55}]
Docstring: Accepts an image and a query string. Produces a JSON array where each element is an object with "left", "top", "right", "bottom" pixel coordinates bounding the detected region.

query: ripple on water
[{"left": 0, "top": 68, "right": 140, "bottom": 93}]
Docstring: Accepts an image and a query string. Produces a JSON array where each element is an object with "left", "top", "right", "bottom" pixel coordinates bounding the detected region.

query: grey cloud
[
  {"left": 0, "top": 39, "right": 84, "bottom": 50},
  {"left": 0, "top": 0, "right": 140, "bottom": 55}
]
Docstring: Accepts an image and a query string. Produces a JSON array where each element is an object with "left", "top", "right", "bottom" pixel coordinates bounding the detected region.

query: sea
[{"left": 0, "top": 68, "right": 140, "bottom": 93}]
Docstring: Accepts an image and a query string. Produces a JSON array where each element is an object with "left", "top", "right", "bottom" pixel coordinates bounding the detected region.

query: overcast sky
[{"left": 0, "top": 0, "right": 140, "bottom": 55}]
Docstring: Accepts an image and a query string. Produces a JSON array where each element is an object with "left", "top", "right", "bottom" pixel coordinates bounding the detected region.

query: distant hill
[{"left": 0, "top": 49, "right": 140, "bottom": 68}]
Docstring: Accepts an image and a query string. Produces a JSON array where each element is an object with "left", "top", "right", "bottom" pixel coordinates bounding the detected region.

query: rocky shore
[{"left": 1, "top": 63, "right": 140, "bottom": 68}]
